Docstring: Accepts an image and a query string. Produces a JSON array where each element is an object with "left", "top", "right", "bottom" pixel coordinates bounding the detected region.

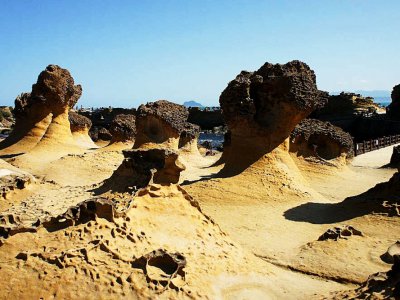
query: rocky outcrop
[
  {"left": 98, "top": 147, "right": 185, "bottom": 193},
  {"left": 387, "top": 84, "right": 400, "bottom": 120},
  {"left": 69, "top": 111, "right": 92, "bottom": 133},
  {"left": 334, "top": 255, "right": 400, "bottom": 299},
  {"left": 219, "top": 60, "right": 326, "bottom": 171},
  {"left": 382, "top": 241, "right": 400, "bottom": 264},
  {"left": 89, "top": 126, "right": 112, "bottom": 142},
  {"left": 318, "top": 225, "right": 363, "bottom": 241},
  {"left": 134, "top": 100, "right": 190, "bottom": 150},
  {"left": 290, "top": 118, "right": 354, "bottom": 162},
  {"left": 0, "top": 65, "right": 82, "bottom": 156},
  {"left": 68, "top": 111, "right": 97, "bottom": 148},
  {"left": 390, "top": 145, "right": 400, "bottom": 168},
  {"left": 0, "top": 171, "right": 33, "bottom": 200},
  {"left": 178, "top": 123, "right": 200, "bottom": 154},
  {"left": 109, "top": 114, "right": 136, "bottom": 143},
  {"left": 312, "top": 92, "right": 379, "bottom": 119}
]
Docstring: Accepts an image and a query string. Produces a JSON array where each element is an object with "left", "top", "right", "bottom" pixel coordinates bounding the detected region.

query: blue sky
[{"left": 0, "top": 0, "right": 399, "bottom": 107}]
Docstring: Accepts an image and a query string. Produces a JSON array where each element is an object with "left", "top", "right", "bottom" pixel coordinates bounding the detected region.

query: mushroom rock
[
  {"left": 97, "top": 146, "right": 185, "bottom": 193},
  {"left": 390, "top": 145, "right": 400, "bottom": 168},
  {"left": 108, "top": 114, "right": 136, "bottom": 144},
  {"left": 178, "top": 122, "right": 201, "bottom": 155},
  {"left": 68, "top": 111, "right": 97, "bottom": 148},
  {"left": 290, "top": 118, "right": 354, "bottom": 164},
  {"left": 4, "top": 65, "right": 84, "bottom": 170},
  {"left": 219, "top": 60, "right": 326, "bottom": 173},
  {"left": 134, "top": 100, "right": 189, "bottom": 150},
  {"left": 0, "top": 65, "right": 82, "bottom": 158},
  {"left": 30, "top": 64, "right": 82, "bottom": 147},
  {"left": 0, "top": 92, "right": 52, "bottom": 155},
  {"left": 387, "top": 84, "right": 400, "bottom": 120}
]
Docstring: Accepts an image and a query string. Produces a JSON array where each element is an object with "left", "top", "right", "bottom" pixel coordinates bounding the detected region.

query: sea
[
  {"left": 198, "top": 132, "right": 224, "bottom": 149},
  {"left": 374, "top": 96, "right": 391, "bottom": 107}
]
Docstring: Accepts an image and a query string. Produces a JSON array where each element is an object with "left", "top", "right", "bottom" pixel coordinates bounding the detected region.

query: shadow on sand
[{"left": 284, "top": 181, "right": 400, "bottom": 224}]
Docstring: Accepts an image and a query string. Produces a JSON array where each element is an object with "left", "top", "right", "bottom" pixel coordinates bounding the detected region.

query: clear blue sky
[{"left": 0, "top": 0, "right": 399, "bottom": 107}]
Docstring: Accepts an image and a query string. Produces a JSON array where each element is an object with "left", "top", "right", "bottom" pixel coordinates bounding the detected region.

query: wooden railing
[{"left": 355, "top": 134, "right": 400, "bottom": 156}]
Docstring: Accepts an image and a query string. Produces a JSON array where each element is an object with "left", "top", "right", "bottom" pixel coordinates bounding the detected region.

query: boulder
[
  {"left": 0, "top": 65, "right": 82, "bottom": 155},
  {"left": 387, "top": 84, "right": 400, "bottom": 119},
  {"left": 178, "top": 123, "right": 200, "bottom": 154},
  {"left": 290, "top": 118, "right": 354, "bottom": 162},
  {"left": 69, "top": 111, "right": 97, "bottom": 148},
  {"left": 98, "top": 146, "right": 185, "bottom": 193},
  {"left": 219, "top": 60, "right": 326, "bottom": 170},
  {"left": 109, "top": 114, "right": 136, "bottom": 143},
  {"left": 134, "top": 100, "right": 190, "bottom": 149},
  {"left": 390, "top": 145, "right": 400, "bottom": 168}
]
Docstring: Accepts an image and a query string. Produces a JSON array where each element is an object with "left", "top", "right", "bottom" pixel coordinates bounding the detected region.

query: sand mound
[
  {"left": 0, "top": 184, "right": 271, "bottom": 299},
  {"left": 69, "top": 111, "right": 98, "bottom": 148}
]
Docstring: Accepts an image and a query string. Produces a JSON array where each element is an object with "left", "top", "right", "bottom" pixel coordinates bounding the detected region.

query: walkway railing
[{"left": 354, "top": 134, "right": 400, "bottom": 156}]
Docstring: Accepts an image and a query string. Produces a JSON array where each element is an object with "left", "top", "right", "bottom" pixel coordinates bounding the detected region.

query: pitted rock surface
[
  {"left": 318, "top": 225, "right": 363, "bottom": 241},
  {"left": 109, "top": 114, "right": 136, "bottom": 142},
  {"left": 220, "top": 60, "right": 326, "bottom": 138},
  {"left": 290, "top": 118, "right": 354, "bottom": 160},
  {"left": 388, "top": 84, "right": 400, "bottom": 119},
  {"left": 68, "top": 111, "right": 92, "bottom": 132},
  {"left": 137, "top": 100, "right": 189, "bottom": 133},
  {"left": 390, "top": 145, "right": 400, "bottom": 168}
]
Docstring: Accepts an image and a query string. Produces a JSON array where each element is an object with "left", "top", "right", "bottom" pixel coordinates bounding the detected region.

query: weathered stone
[
  {"left": 318, "top": 225, "right": 363, "bottom": 241},
  {"left": 109, "top": 114, "right": 136, "bottom": 143},
  {"left": 388, "top": 84, "right": 400, "bottom": 119},
  {"left": 68, "top": 111, "right": 92, "bottom": 132},
  {"left": 0, "top": 65, "right": 82, "bottom": 154},
  {"left": 290, "top": 118, "right": 354, "bottom": 161},
  {"left": 219, "top": 60, "right": 326, "bottom": 169},
  {"left": 390, "top": 145, "right": 400, "bottom": 168},
  {"left": 134, "top": 100, "right": 190, "bottom": 149}
]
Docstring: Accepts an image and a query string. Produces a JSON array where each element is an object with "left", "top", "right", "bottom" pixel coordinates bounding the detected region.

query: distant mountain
[{"left": 183, "top": 101, "right": 204, "bottom": 108}]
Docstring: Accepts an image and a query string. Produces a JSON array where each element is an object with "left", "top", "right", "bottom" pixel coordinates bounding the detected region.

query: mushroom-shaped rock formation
[
  {"left": 219, "top": 60, "right": 326, "bottom": 172},
  {"left": 387, "top": 84, "right": 400, "bottom": 120},
  {"left": 97, "top": 146, "right": 185, "bottom": 193},
  {"left": 390, "top": 145, "right": 400, "bottom": 168},
  {"left": 68, "top": 111, "right": 97, "bottom": 148},
  {"left": 0, "top": 65, "right": 82, "bottom": 157},
  {"left": 109, "top": 114, "right": 136, "bottom": 144},
  {"left": 134, "top": 100, "right": 190, "bottom": 150},
  {"left": 0, "top": 92, "right": 52, "bottom": 155},
  {"left": 178, "top": 122, "right": 201, "bottom": 155},
  {"left": 290, "top": 119, "right": 354, "bottom": 163}
]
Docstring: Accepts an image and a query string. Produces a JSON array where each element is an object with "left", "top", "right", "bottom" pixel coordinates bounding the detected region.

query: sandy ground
[{"left": 0, "top": 142, "right": 398, "bottom": 298}]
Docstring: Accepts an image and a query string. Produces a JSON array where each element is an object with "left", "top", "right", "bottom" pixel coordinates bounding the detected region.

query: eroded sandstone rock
[
  {"left": 390, "top": 145, "right": 400, "bottom": 168},
  {"left": 388, "top": 84, "right": 400, "bottom": 120},
  {"left": 132, "top": 249, "right": 187, "bottom": 290},
  {"left": 68, "top": 111, "right": 97, "bottom": 148},
  {"left": 98, "top": 147, "right": 185, "bottom": 193},
  {"left": 219, "top": 60, "right": 326, "bottom": 170},
  {"left": 290, "top": 118, "right": 354, "bottom": 162},
  {"left": 109, "top": 114, "right": 136, "bottom": 143},
  {"left": 318, "top": 225, "right": 363, "bottom": 241},
  {"left": 134, "top": 100, "right": 190, "bottom": 149},
  {"left": 0, "top": 65, "right": 82, "bottom": 155}
]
